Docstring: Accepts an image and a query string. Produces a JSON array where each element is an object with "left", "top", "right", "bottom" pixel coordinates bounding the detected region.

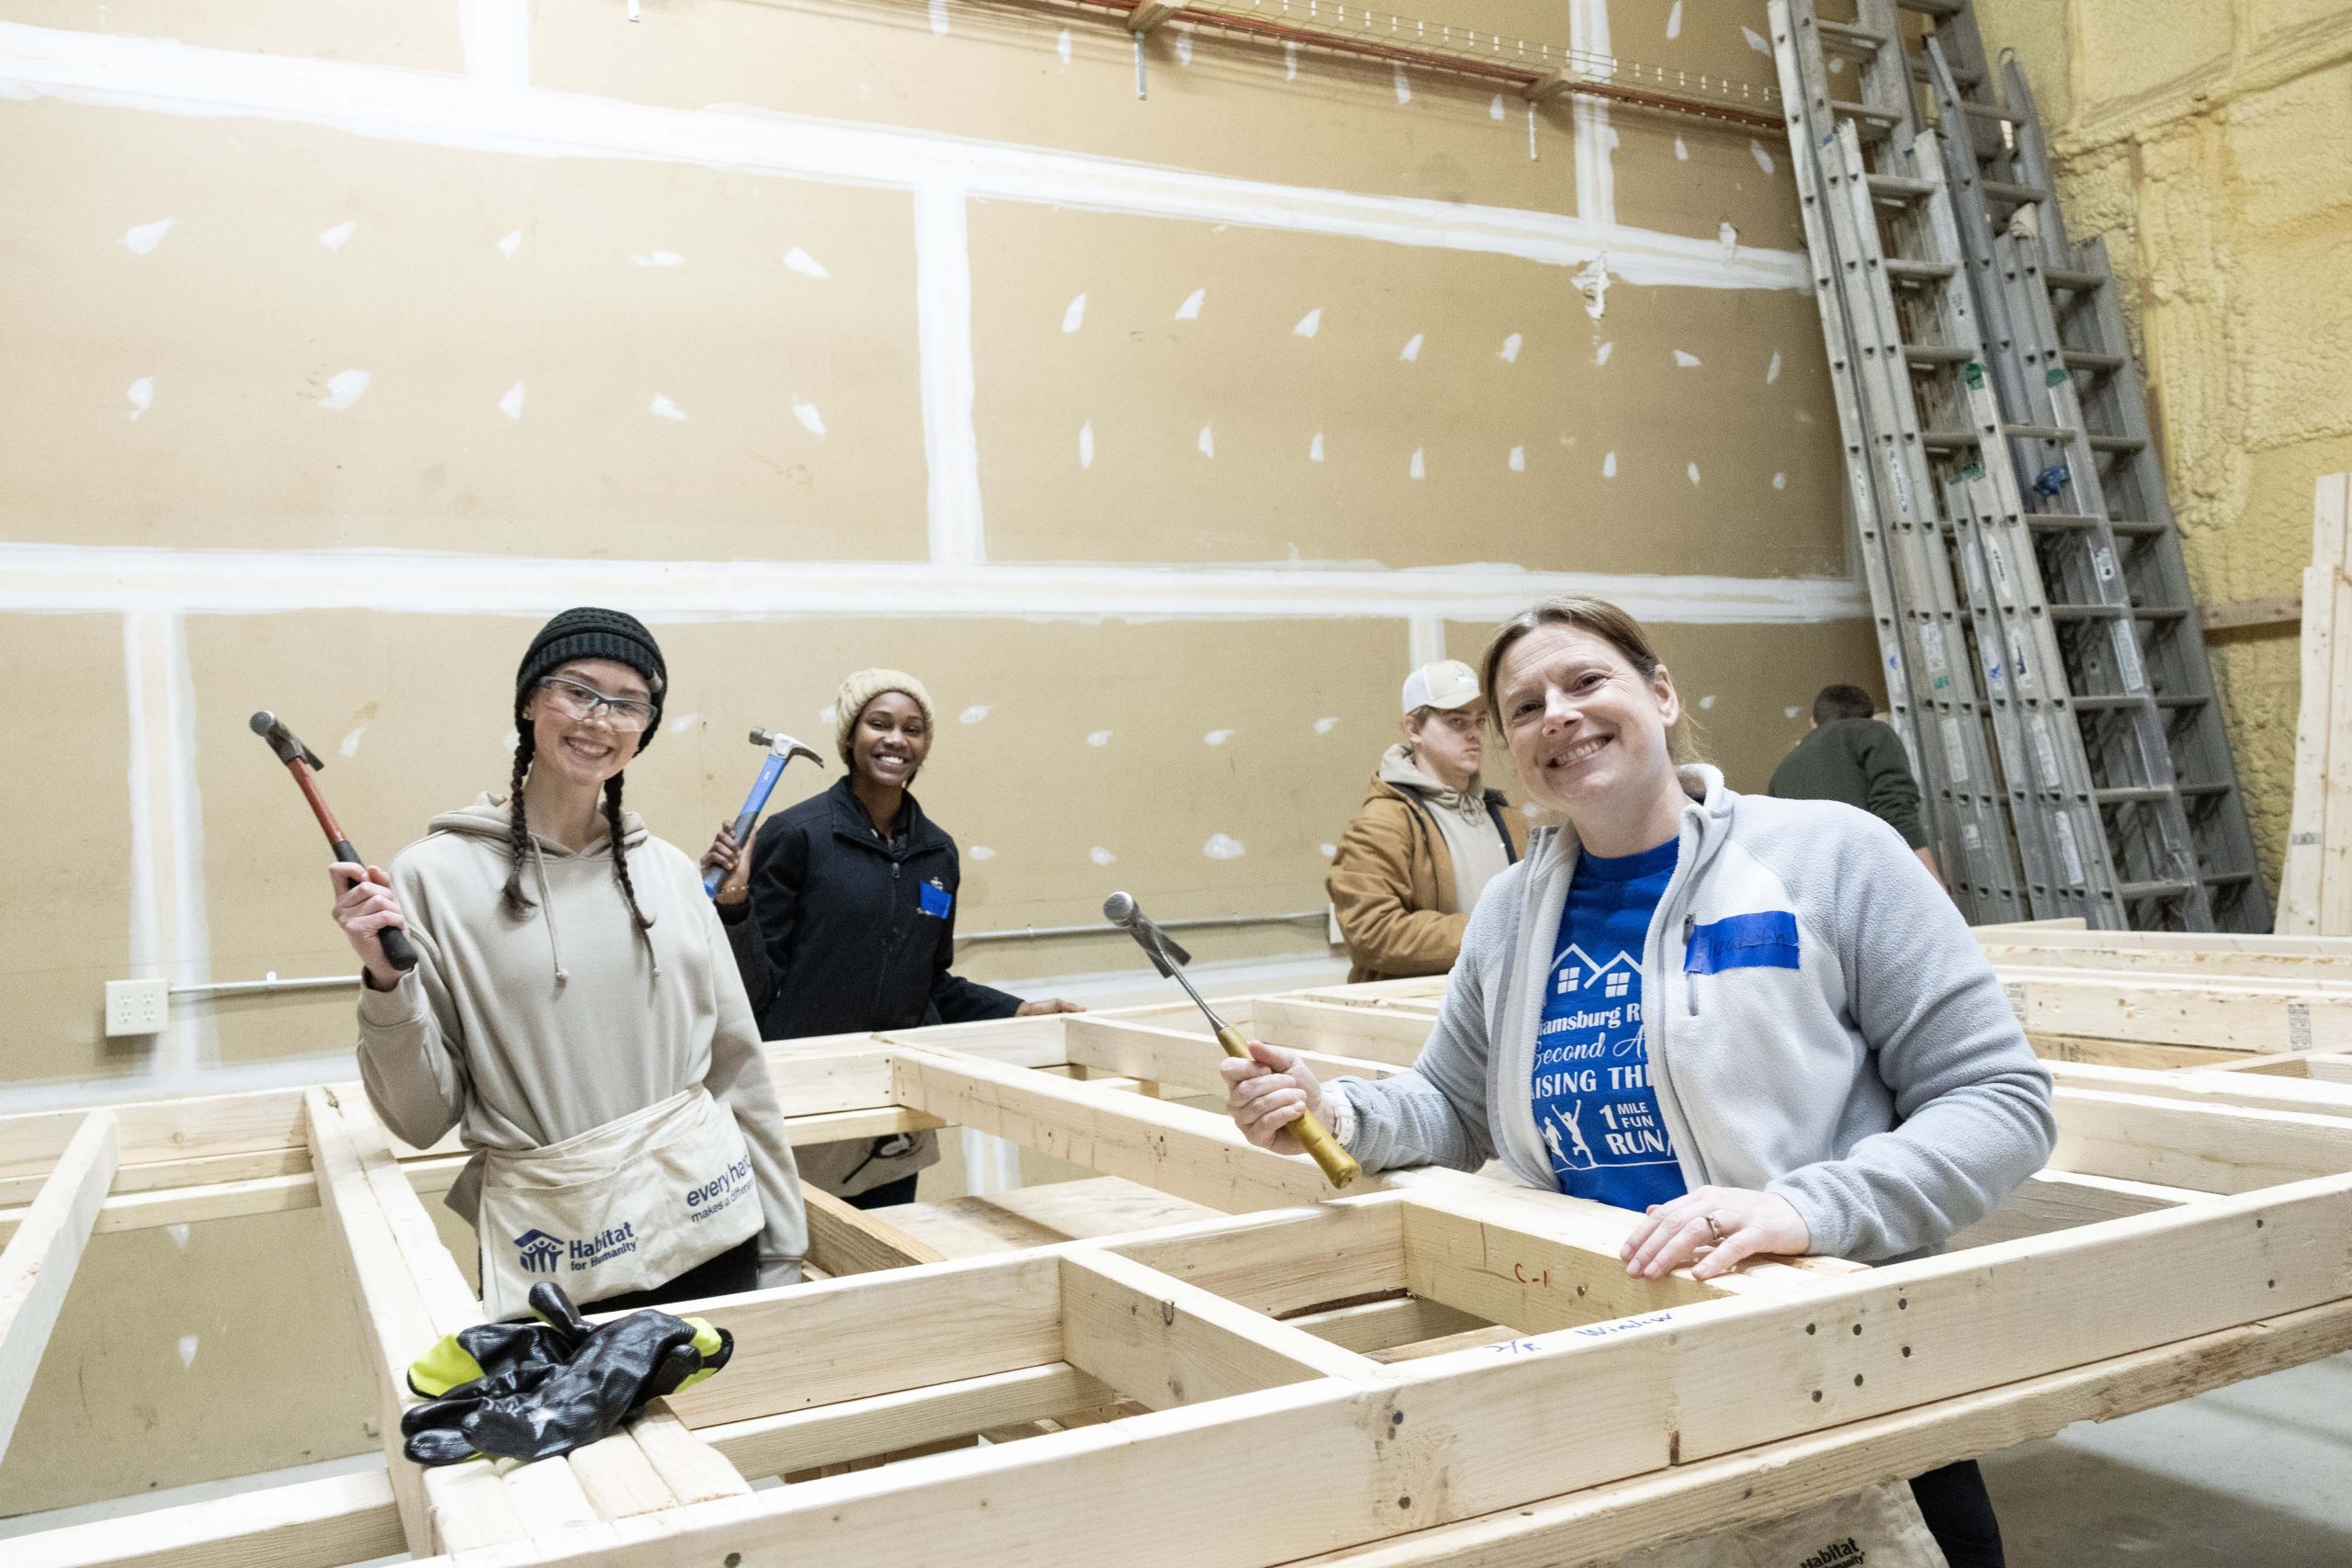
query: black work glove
[{"left": 401, "top": 1282, "right": 734, "bottom": 1467}]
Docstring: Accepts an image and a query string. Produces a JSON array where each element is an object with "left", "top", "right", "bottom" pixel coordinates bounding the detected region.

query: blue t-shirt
[{"left": 1532, "top": 837, "right": 1690, "bottom": 1210}]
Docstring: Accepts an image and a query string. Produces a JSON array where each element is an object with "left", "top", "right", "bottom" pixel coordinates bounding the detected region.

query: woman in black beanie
[{"left": 326, "top": 608, "right": 808, "bottom": 1316}]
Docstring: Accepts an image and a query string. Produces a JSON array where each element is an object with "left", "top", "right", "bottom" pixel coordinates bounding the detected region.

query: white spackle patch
[
  {"left": 177, "top": 1335, "right": 199, "bottom": 1370},
  {"left": 121, "top": 217, "right": 175, "bottom": 254},
  {"left": 670, "top": 712, "right": 698, "bottom": 733},
  {"left": 1674, "top": 349, "right": 1702, "bottom": 368},
  {"left": 340, "top": 726, "right": 365, "bottom": 758},
  {"left": 1090, "top": 845, "right": 1116, "bottom": 867},
  {"left": 1176, "top": 26, "right": 1193, "bottom": 65},
  {"left": 1521, "top": 802, "right": 1543, "bottom": 819},
  {"left": 1400, "top": 332, "right": 1424, "bottom": 362},
  {"left": 1088, "top": 729, "right": 1113, "bottom": 747},
  {"left": 1204, "top": 833, "right": 1247, "bottom": 861},
  {"left": 1596, "top": 341, "right": 1615, "bottom": 366},
  {"left": 497, "top": 229, "right": 523, "bottom": 259},
  {"left": 1742, "top": 24, "right": 1770, "bottom": 54},
  {"left": 1784, "top": 706, "right": 1803, "bottom": 720},
  {"left": 1719, "top": 220, "right": 1739, "bottom": 257},
  {"left": 1490, "top": 94, "right": 1505, "bottom": 121},
  {"left": 1573, "top": 256, "right": 1611, "bottom": 321},
  {"left": 1499, "top": 333, "right": 1523, "bottom": 364},
  {"left": 1285, "top": 40, "right": 1299, "bottom": 79},
  {"left": 321, "top": 369, "right": 371, "bottom": 412},
  {"left": 1699, "top": 694, "right": 1717, "bottom": 710},
  {"left": 792, "top": 400, "right": 828, "bottom": 435},
  {"left": 499, "top": 381, "right": 525, "bottom": 421},
  {"left": 1079, "top": 420, "right": 1095, "bottom": 468},
  {"left": 1314, "top": 716, "right": 1340, "bottom": 734},
  {"left": 1409, "top": 448, "right": 1426, "bottom": 479},
  {"left": 1687, "top": 461, "right": 1702, "bottom": 486},
  {"left": 1509, "top": 446, "right": 1526, "bottom": 472},
  {"left": 784, "top": 247, "right": 830, "bottom": 278},
  {"left": 819, "top": 706, "right": 836, "bottom": 727},
  {"left": 930, "top": 0, "right": 949, "bottom": 34},
  {"left": 1320, "top": 841, "right": 1338, "bottom": 858},
  {"left": 1197, "top": 424, "right": 1216, "bottom": 458},
  {"left": 633, "top": 250, "right": 684, "bottom": 267},
  {"left": 1393, "top": 65, "right": 1410, "bottom": 104},
  {"left": 1062, "top": 293, "right": 1087, "bottom": 333},
  {"left": 1204, "top": 728, "right": 1234, "bottom": 746},
  {"left": 1293, "top": 308, "right": 1322, "bottom": 338},
  {"left": 1667, "top": 0, "right": 1683, "bottom": 39},
  {"left": 1675, "top": 136, "right": 1690, "bottom": 162},
  {"left": 1057, "top": 28, "right": 1071, "bottom": 63},
  {"left": 1773, "top": 471, "right": 1789, "bottom": 491},
  {"left": 649, "top": 393, "right": 687, "bottom": 421},
  {"left": 1174, "top": 287, "right": 1205, "bottom": 321},
  {"left": 970, "top": 844, "right": 996, "bottom": 861},
  {"left": 960, "top": 705, "right": 990, "bottom": 725},
  {"left": 167, "top": 1223, "right": 191, "bottom": 1249},
  {"left": 127, "top": 378, "right": 154, "bottom": 421},
  {"left": 1829, "top": 57, "right": 1846, "bottom": 75},
  {"left": 505, "top": 728, "right": 520, "bottom": 752},
  {"left": 1309, "top": 432, "right": 1325, "bottom": 462},
  {"left": 1750, "top": 140, "right": 1776, "bottom": 175},
  {"left": 1603, "top": 450, "right": 1618, "bottom": 479},
  {"left": 1767, "top": 350, "right": 1784, "bottom": 384},
  {"left": 318, "top": 220, "right": 356, "bottom": 250}
]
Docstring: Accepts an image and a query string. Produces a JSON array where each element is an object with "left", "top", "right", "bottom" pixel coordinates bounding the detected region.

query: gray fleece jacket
[
  {"left": 356, "top": 795, "right": 808, "bottom": 1287},
  {"left": 1327, "top": 765, "right": 2055, "bottom": 1262}
]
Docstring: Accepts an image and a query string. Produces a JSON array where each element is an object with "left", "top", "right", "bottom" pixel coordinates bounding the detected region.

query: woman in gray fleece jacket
[{"left": 1223, "top": 597, "right": 2053, "bottom": 1568}]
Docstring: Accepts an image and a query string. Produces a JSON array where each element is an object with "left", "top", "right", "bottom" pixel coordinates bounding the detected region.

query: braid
[
  {"left": 502, "top": 735, "right": 537, "bottom": 918},
  {"left": 605, "top": 773, "right": 653, "bottom": 933}
]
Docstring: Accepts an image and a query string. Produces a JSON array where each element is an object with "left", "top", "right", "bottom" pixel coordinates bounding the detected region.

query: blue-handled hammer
[{"left": 705, "top": 728, "right": 822, "bottom": 897}]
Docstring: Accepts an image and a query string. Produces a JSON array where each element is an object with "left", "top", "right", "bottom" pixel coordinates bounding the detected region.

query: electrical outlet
[{"left": 106, "top": 977, "right": 170, "bottom": 1037}]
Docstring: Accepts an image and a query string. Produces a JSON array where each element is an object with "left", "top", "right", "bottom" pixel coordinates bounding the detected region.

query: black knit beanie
[{"left": 515, "top": 608, "right": 668, "bottom": 754}]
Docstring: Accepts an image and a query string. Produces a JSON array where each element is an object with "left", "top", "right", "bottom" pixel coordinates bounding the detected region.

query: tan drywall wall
[{"left": 1974, "top": 0, "right": 2352, "bottom": 894}]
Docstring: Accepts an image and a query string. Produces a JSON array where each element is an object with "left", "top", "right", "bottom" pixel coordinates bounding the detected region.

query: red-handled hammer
[{"left": 251, "top": 711, "right": 417, "bottom": 974}]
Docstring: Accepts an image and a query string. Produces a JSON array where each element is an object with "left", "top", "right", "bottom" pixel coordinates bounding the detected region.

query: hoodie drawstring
[{"left": 528, "top": 836, "right": 569, "bottom": 989}]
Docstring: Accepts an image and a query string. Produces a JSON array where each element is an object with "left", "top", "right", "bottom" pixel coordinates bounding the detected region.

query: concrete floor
[{"left": 1981, "top": 1350, "right": 2352, "bottom": 1563}]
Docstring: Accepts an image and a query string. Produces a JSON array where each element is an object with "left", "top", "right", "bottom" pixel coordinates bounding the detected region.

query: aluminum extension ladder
[{"left": 1770, "top": 0, "right": 2265, "bottom": 931}]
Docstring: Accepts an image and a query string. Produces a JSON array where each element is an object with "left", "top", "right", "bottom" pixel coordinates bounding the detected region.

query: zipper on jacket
[{"left": 1681, "top": 914, "right": 1696, "bottom": 1015}]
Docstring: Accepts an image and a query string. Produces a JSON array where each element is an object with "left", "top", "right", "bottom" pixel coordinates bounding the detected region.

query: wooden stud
[
  {"left": 0, "top": 1112, "right": 117, "bottom": 1465},
  {"left": 803, "top": 1184, "right": 951, "bottom": 1274}
]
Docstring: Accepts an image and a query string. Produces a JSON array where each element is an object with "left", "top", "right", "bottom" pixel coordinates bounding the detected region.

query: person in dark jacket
[
  {"left": 1768, "top": 684, "right": 1942, "bottom": 886},
  {"left": 704, "top": 669, "right": 1080, "bottom": 1208}
]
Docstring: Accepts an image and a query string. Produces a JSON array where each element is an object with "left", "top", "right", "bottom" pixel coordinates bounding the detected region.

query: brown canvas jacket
[{"left": 1327, "top": 775, "right": 1523, "bottom": 984}]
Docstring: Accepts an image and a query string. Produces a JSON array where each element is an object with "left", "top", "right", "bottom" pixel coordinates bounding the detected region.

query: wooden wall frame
[{"left": 7, "top": 952, "right": 2352, "bottom": 1567}]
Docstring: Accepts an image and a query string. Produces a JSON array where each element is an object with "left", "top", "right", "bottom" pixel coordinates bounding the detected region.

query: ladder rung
[
  {"left": 2021, "top": 512, "right": 2159, "bottom": 536},
  {"left": 1911, "top": 58, "right": 1986, "bottom": 87},
  {"left": 1818, "top": 19, "right": 1889, "bottom": 50},
  {"left": 2179, "top": 783, "right": 2230, "bottom": 797},
  {"left": 2136, "top": 604, "right": 2192, "bottom": 620},
  {"left": 1883, "top": 258, "right": 1958, "bottom": 282},
  {"left": 2087, "top": 434, "right": 2147, "bottom": 453},
  {"left": 2047, "top": 604, "right": 2125, "bottom": 620},
  {"left": 2094, "top": 787, "right": 2174, "bottom": 805},
  {"left": 2069, "top": 694, "right": 2156, "bottom": 712},
  {"left": 1830, "top": 99, "right": 1901, "bottom": 128},
  {"left": 2043, "top": 265, "right": 2104, "bottom": 289},
  {"left": 1921, "top": 428, "right": 1976, "bottom": 451},
  {"left": 1865, "top": 172, "right": 1939, "bottom": 199},
  {"left": 1903, "top": 344, "right": 1976, "bottom": 366},
  {"left": 2003, "top": 423, "right": 2075, "bottom": 441},
  {"left": 1982, "top": 180, "right": 2052, "bottom": 205},
  {"left": 2118, "top": 879, "right": 2196, "bottom": 901},
  {"left": 2157, "top": 695, "right": 2208, "bottom": 710},
  {"left": 1898, "top": 0, "right": 1966, "bottom": 15},
  {"left": 1956, "top": 101, "right": 2011, "bottom": 122},
  {"left": 2205, "top": 870, "right": 2257, "bottom": 885},
  {"left": 2062, "top": 350, "right": 2128, "bottom": 373}
]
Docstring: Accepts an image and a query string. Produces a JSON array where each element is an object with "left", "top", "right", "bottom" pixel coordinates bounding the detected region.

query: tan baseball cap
[{"left": 1401, "top": 660, "right": 1481, "bottom": 715}]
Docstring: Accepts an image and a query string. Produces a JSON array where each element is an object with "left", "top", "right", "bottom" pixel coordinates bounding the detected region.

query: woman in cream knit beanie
[{"left": 832, "top": 668, "right": 933, "bottom": 768}]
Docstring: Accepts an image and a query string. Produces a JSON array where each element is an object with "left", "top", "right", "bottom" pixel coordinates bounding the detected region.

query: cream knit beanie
[{"left": 834, "top": 669, "right": 935, "bottom": 764}]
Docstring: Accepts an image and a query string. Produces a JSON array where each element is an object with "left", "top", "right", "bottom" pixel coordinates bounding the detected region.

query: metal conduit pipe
[{"left": 166, "top": 911, "right": 1331, "bottom": 998}]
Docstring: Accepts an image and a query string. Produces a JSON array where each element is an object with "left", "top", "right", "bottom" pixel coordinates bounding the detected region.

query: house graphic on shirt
[{"left": 1553, "top": 942, "right": 1636, "bottom": 1000}]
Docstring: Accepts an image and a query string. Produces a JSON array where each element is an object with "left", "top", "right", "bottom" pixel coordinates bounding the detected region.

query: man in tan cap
[{"left": 1327, "top": 660, "right": 1524, "bottom": 983}]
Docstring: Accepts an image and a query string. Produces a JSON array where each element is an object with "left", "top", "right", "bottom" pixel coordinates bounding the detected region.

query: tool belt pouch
[
  {"left": 1605, "top": 1481, "right": 1946, "bottom": 1568},
  {"left": 476, "top": 1088, "right": 763, "bottom": 1320}
]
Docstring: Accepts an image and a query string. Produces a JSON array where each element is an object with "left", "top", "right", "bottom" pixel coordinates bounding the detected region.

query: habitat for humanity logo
[{"left": 514, "top": 1228, "right": 564, "bottom": 1274}]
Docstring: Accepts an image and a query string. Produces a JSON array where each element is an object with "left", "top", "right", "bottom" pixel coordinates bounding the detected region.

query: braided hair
[
  {"left": 604, "top": 772, "right": 653, "bottom": 935},
  {"left": 502, "top": 731, "right": 538, "bottom": 918}
]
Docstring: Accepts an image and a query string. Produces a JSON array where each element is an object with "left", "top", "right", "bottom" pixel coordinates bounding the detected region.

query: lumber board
[
  {"left": 699, "top": 1361, "right": 1116, "bottom": 1479},
  {"left": 1283, "top": 1294, "right": 1492, "bottom": 1356},
  {"left": 1396, "top": 1195, "right": 1732, "bottom": 1336},
  {"left": 0, "top": 1111, "right": 117, "bottom": 1465},
  {"left": 2050, "top": 1059, "right": 2352, "bottom": 1115},
  {"left": 8, "top": 1469, "right": 406, "bottom": 1568},
  {"left": 2281, "top": 472, "right": 2349, "bottom": 933},
  {"left": 1942, "top": 1169, "right": 2208, "bottom": 1251},
  {"left": 1248, "top": 997, "right": 1438, "bottom": 1065},
  {"left": 2051, "top": 1087, "right": 2352, "bottom": 1193},
  {"left": 878, "top": 1176, "right": 1219, "bottom": 1258},
  {"left": 1064, "top": 1015, "right": 1402, "bottom": 1100},
  {"left": 803, "top": 1184, "right": 950, "bottom": 1274},
  {"left": 2026, "top": 1032, "right": 2245, "bottom": 1072},
  {"left": 1998, "top": 967, "right": 2352, "bottom": 1051},
  {"left": 1982, "top": 932, "right": 2352, "bottom": 980}
]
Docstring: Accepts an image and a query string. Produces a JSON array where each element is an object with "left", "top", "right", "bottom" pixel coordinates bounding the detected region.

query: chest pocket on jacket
[
  {"left": 1684, "top": 910, "right": 1800, "bottom": 974},
  {"left": 917, "top": 880, "right": 953, "bottom": 919}
]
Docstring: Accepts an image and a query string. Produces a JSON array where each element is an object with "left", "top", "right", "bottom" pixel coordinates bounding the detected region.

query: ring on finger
[{"left": 1704, "top": 1213, "right": 1724, "bottom": 1245}]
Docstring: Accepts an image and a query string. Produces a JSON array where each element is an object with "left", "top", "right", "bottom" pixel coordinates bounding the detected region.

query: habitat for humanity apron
[{"left": 476, "top": 1088, "right": 763, "bottom": 1319}]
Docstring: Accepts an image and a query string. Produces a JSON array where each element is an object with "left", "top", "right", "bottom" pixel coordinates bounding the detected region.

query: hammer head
[
  {"left": 249, "top": 711, "right": 324, "bottom": 771},
  {"left": 1102, "top": 891, "right": 1192, "bottom": 976},
  {"left": 750, "top": 728, "right": 823, "bottom": 767}
]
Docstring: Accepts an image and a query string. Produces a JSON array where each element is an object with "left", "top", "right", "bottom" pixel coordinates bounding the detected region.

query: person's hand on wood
[
  {"left": 1620, "top": 1185, "right": 1810, "bottom": 1281},
  {"left": 330, "top": 862, "right": 408, "bottom": 990},
  {"left": 701, "top": 823, "right": 753, "bottom": 906},
  {"left": 1014, "top": 998, "right": 1085, "bottom": 1017},
  {"left": 1221, "top": 1043, "right": 1326, "bottom": 1157}
]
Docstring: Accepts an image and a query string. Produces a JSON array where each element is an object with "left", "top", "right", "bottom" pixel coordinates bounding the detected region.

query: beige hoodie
[
  {"left": 1376, "top": 744, "right": 1513, "bottom": 916},
  {"left": 356, "top": 794, "right": 807, "bottom": 1288}
]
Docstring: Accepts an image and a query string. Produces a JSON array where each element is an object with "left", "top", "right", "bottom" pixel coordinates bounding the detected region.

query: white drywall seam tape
[
  {"left": 1570, "top": 0, "right": 1615, "bottom": 230},
  {"left": 0, "top": 22, "right": 1807, "bottom": 292},
  {"left": 914, "top": 181, "right": 988, "bottom": 567}
]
